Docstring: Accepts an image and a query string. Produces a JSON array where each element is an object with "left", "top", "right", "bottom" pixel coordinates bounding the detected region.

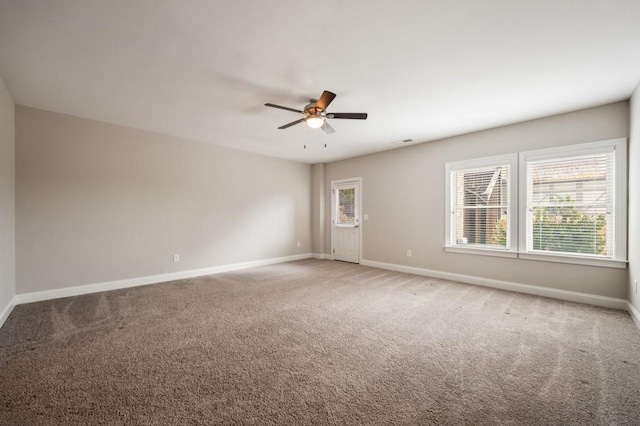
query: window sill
[
  {"left": 444, "top": 246, "right": 518, "bottom": 258},
  {"left": 518, "top": 253, "right": 627, "bottom": 269},
  {"left": 443, "top": 246, "right": 627, "bottom": 269}
]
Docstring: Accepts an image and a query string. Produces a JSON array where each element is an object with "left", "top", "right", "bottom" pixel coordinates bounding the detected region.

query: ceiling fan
[{"left": 264, "top": 90, "right": 367, "bottom": 134}]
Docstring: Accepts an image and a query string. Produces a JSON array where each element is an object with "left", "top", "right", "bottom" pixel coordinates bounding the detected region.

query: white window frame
[
  {"left": 518, "top": 138, "right": 627, "bottom": 268},
  {"left": 444, "top": 153, "right": 518, "bottom": 258}
]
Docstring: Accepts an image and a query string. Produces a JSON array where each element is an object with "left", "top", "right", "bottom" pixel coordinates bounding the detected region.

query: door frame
[{"left": 330, "top": 177, "right": 363, "bottom": 263}]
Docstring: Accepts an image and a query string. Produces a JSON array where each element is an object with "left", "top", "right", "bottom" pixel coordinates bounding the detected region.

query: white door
[{"left": 332, "top": 179, "right": 360, "bottom": 263}]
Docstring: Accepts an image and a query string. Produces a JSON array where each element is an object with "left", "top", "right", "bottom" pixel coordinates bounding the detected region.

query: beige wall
[
  {"left": 9, "top": 100, "right": 637, "bottom": 302},
  {"left": 0, "top": 76, "right": 15, "bottom": 312},
  {"left": 629, "top": 84, "right": 640, "bottom": 311},
  {"left": 325, "top": 102, "right": 629, "bottom": 299},
  {"left": 16, "top": 106, "right": 311, "bottom": 293},
  {"left": 311, "top": 163, "right": 325, "bottom": 255}
]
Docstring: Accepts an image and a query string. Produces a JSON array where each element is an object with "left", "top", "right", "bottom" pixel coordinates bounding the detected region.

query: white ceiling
[{"left": 1, "top": 1, "right": 640, "bottom": 164}]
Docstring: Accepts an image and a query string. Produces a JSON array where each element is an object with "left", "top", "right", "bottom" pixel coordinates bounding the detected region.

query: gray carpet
[{"left": 1, "top": 259, "right": 639, "bottom": 425}]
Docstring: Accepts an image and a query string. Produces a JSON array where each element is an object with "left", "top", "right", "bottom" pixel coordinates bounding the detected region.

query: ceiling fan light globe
[{"left": 306, "top": 116, "right": 325, "bottom": 129}]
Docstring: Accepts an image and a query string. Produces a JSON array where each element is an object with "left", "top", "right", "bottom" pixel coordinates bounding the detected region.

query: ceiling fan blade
[
  {"left": 316, "top": 91, "right": 336, "bottom": 111},
  {"left": 265, "top": 103, "right": 304, "bottom": 114},
  {"left": 327, "top": 112, "right": 368, "bottom": 120},
  {"left": 322, "top": 121, "right": 336, "bottom": 135},
  {"left": 278, "top": 118, "right": 305, "bottom": 129}
]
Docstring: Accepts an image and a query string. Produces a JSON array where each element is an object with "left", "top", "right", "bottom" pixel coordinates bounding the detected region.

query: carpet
[{"left": 1, "top": 259, "right": 639, "bottom": 425}]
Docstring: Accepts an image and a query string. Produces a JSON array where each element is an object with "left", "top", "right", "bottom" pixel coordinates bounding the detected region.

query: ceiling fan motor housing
[{"left": 304, "top": 100, "right": 324, "bottom": 116}]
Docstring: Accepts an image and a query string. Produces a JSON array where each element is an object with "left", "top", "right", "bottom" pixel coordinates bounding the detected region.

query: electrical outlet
[
  {"left": 297, "top": 242, "right": 301, "bottom": 248},
  {"left": 406, "top": 250, "right": 412, "bottom": 257},
  {"left": 173, "top": 254, "right": 180, "bottom": 263}
]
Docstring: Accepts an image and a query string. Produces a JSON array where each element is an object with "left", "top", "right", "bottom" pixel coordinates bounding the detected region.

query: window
[
  {"left": 335, "top": 185, "right": 356, "bottom": 225},
  {"left": 445, "top": 154, "right": 517, "bottom": 257},
  {"left": 519, "top": 138, "right": 627, "bottom": 267},
  {"left": 444, "top": 139, "right": 627, "bottom": 268}
]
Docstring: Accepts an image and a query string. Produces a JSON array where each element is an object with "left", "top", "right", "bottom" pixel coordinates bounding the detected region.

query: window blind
[
  {"left": 526, "top": 150, "right": 614, "bottom": 257},
  {"left": 451, "top": 164, "right": 510, "bottom": 248},
  {"left": 336, "top": 187, "right": 356, "bottom": 225}
]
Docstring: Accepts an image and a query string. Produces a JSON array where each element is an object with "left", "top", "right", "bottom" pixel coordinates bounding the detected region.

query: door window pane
[{"left": 337, "top": 187, "right": 356, "bottom": 225}]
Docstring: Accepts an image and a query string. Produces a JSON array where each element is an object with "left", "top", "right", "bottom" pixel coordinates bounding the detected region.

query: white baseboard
[
  {"left": 628, "top": 302, "right": 640, "bottom": 330},
  {"left": 14, "top": 253, "right": 313, "bottom": 305},
  {"left": 360, "top": 259, "right": 629, "bottom": 311},
  {"left": 0, "top": 298, "right": 16, "bottom": 330},
  {"left": 5, "top": 254, "right": 638, "bottom": 332},
  {"left": 312, "top": 253, "right": 332, "bottom": 260}
]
